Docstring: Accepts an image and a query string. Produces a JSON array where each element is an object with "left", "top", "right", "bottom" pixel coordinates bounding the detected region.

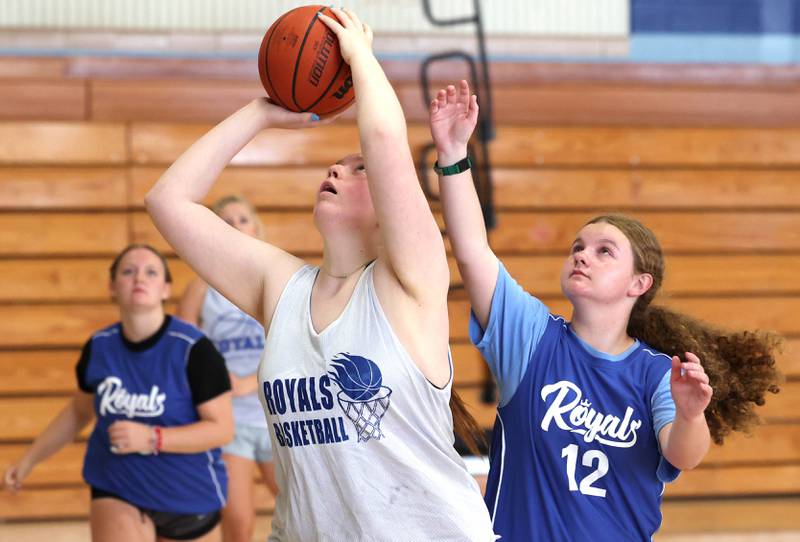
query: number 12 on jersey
[{"left": 561, "top": 444, "right": 609, "bottom": 498}]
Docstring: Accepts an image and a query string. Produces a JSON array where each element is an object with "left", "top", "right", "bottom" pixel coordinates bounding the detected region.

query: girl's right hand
[
  {"left": 252, "top": 98, "right": 334, "bottom": 129},
  {"left": 3, "top": 462, "right": 30, "bottom": 493},
  {"left": 429, "top": 80, "right": 479, "bottom": 165}
]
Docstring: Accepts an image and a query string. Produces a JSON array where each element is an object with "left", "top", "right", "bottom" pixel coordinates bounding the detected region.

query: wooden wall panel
[
  {"left": 2, "top": 296, "right": 795, "bottom": 349},
  {"left": 0, "top": 57, "right": 68, "bottom": 78},
  {"left": 0, "top": 351, "right": 78, "bottom": 395},
  {"left": 0, "top": 304, "right": 119, "bottom": 348},
  {"left": 667, "top": 465, "right": 800, "bottom": 497},
  {"left": 487, "top": 212, "right": 800, "bottom": 254},
  {"left": 0, "top": 443, "right": 84, "bottom": 486},
  {"left": 131, "top": 211, "right": 323, "bottom": 255},
  {"left": 659, "top": 497, "right": 800, "bottom": 534},
  {"left": 0, "top": 123, "right": 126, "bottom": 165},
  {"left": 6, "top": 254, "right": 797, "bottom": 302},
  {"left": 0, "top": 258, "right": 193, "bottom": 303},
  {"left": 488, "top": 254, "right": 800, "bottom": 296},
  {"left": 489, "top": 126, "right": 800, "bottom": 167},
  {"left": 129, "top": 210, "right": 800, "bottom": 257},
  {"left": 489, "top": 168, "right": 800, "bottom": 210},
  {"left": 91, "top": 79, "right": 261, "bottom": 122},
  {"left": 0, "top": 343, "right": 486, "bottom": 396},
  {"left": 485, "top": 85, "right": 800, "bottom": 127},
  {"left": 128, "top": 122, "right": 800, "bottom": 168},
  {"left": 0, "top": 397, "right": 93, "bottom": 441},
  {"left": 130, "top": 123, "right": 380, "bottom": 167},
  {"left": 0, "top": 80, "right": 86, "bottom": 121},
  {"left": 0, "top": 168, "right": 127, "bottom": 210},
  {"left": 129, "top": 166, "right": 325, "bottom": 209},
  {"left": 0, "top": 214, "right": 128, "bottom": 256},
  {"left": 0, "top": 488, "right": 89, "bottom": 520}
]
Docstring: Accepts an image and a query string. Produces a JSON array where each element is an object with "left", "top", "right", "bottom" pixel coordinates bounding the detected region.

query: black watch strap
[{"left": 433, "top": 156, "right": 472, "bottom": 176}]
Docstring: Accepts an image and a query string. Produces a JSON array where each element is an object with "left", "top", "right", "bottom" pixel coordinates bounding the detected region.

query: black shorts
[{"left": 91, "top": 486, "right": 221, "bottom": 540}]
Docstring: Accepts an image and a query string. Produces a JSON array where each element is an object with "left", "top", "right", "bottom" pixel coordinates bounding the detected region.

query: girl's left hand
[
  {"left": 430, "top": 80, "right": 479, "bottom": 164},
  {"left": 108, "top": 420, "right": 154, "bottom": 455},
  {"left": 670, "top": 352, "right": 713, "bottom": 420},
  {"left": 318, "top": 8, "right": 373, "bottom": 65}
]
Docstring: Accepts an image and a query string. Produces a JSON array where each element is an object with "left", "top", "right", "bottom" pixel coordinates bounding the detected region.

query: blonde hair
[{"left": 211, "top": 194, "right": 264, "bottom": 239}]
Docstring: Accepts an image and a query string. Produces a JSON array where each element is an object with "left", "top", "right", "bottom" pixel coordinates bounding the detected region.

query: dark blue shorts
[{"left": 90, "top": 486, "right": 221, "bottom": 540}]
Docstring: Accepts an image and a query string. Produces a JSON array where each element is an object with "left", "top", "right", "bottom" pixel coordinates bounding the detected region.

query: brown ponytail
[
  {"left": 450, "top": 389, "right": 487, "bottom": 456},
  {"left": 589, "top": 214, "right": 782, "bottom": 445}
]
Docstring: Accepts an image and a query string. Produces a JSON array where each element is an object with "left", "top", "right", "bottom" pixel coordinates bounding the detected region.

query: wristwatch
[{"left": 433, "top": 156, "right": 472, "bottom": 176}]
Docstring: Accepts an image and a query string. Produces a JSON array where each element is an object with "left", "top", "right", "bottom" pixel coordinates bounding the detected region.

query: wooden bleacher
[{"left": 0, "top": 55, "right": 798, "bottom": 540}]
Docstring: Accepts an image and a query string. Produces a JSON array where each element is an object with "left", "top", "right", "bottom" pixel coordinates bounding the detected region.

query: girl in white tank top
[
  {"left": 146, "top": 8, "right": 495, "bottom": 541},
  {"left": 262, "top": 263, "right": 492, "bottom": 540}
]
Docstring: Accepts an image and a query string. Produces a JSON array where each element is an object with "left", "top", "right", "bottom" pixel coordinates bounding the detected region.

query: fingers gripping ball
[
  {"left": 258, "top": 5, "right": 354, "bottom": 116},
  {"left": 328, "top": 353, "right": 383, "bottom": 401}
]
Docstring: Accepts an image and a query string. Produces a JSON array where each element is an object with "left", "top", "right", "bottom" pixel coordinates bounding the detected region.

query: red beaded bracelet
[{"left": 153, "top": 426, "right": 163, "bottom": 455}]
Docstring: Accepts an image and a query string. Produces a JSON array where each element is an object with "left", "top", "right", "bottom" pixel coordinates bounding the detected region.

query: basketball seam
[
  {"left": 316, "top": 91, "right": 354, "bottom": 117},
  {"left": 262, "top": 10, "right": 293, "bottom": 110},
  {"left": 291, "top": 7, "right": 326, "bottom": 112},
  {"left": 303, "top": 58, "right": 349, "bottom": 115}
]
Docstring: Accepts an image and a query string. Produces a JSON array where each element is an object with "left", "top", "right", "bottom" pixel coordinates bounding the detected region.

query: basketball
[{"left": 258, "top": 5, "right": 355, "bottom": 116}]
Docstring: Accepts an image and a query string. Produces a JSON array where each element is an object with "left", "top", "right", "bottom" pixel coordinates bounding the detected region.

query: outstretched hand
[
  {"left": 429, "top": 80, "right": 479, "bottom": 164},
  {"left": 670, "top": 352, "right": 713, "bottom": 420},
  {"left": 253, "top": 98, "right": 337, "bottom": 129},
  {"left": 318, "top": 8, "right": 373, "bottom": 65}
]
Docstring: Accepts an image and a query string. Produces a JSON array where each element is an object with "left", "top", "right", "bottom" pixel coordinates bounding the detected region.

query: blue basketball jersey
[
  {"left": 81, "top": 317, "right": 228, "bottom": 514},
  {"left": 473, "top": 264, "right": 679, "bottom": 541}
]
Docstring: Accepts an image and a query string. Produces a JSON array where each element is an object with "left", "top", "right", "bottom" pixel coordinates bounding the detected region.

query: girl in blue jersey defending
[
  {"left": 146, "top": 9, "right": 495, "bottom": 541},
  {"left": 179, "top": 194, "right": 278, "bottom": 542},
  {"left": 429, "top": 80, "right": 781, "bottom": 541},
  {"left": 4, "top": 245, "right": 234, "bottom": 542}
]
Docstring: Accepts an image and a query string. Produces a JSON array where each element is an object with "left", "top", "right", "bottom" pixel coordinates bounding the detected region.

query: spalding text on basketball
[{"left": 308, "top": 30, "right": 336, "bottom": 87}]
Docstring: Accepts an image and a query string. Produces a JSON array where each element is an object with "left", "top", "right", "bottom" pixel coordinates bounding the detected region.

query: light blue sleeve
[
  {"left": 468, "top": 262, "right": 550, "bottom": 407},
  {"left": 652, "top": 369, "right": 680, "bottom": 483}
]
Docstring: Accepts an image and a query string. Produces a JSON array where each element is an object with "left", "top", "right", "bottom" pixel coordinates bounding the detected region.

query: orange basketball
[{"left": 258, "top": 5, "right": 354, "bottom": 116}]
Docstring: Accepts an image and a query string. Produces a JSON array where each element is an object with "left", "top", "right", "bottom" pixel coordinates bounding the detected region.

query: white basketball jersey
[
  {"left": 201, "top": 286, "right": 267, "bottom": 428},
  {"left": 259, "top": 263, "right": 495, "bottom": 541}
]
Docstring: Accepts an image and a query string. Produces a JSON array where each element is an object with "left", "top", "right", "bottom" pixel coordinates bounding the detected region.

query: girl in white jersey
[
  {"left": 146, "top": 9, "right": 495, "bottom": 542},
  {"left": 429, "top": 80, "right": 782, "bottom": 541},
  {"left": 179, "top": 195, "right": 278, "bottom": 542}
]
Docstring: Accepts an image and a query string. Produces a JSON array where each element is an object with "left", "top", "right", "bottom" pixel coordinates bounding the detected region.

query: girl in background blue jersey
[
  {"left": 179, "top": 194, "right": 278, "bottom": 542},
  {"left": 4, "top": 245, "right": 233, "bottom": 542},
  {"left": 430, "top": 80, "right": 782, "bottom": 541}
]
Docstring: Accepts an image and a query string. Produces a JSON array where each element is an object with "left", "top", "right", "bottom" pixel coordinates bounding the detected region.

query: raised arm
[
  {"left": 319, "top": 9, "right": 449, "bottom": 299},
  {"left": 430, "top": 81, "right": 499, "bottom": 329},
  {"left": 145, "top": 100, "right": 319, "bottom": 326}
]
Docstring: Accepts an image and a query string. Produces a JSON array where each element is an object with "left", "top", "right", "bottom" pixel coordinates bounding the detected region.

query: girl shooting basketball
[
  {"left": 429, "top": 80, "right": 781, "bottom": 541},
  {"left": 146, "top": 9, "right": 494, "bottom": 541}
]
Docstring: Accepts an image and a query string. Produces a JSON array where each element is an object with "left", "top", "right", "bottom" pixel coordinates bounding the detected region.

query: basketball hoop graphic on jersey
[{"left": 328, "top": 353, "right": 392, "bottom": 443}]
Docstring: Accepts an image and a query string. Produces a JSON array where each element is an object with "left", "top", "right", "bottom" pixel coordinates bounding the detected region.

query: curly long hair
[{"left": 588, "top": 214, "right": 782, "bottom": 445}]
